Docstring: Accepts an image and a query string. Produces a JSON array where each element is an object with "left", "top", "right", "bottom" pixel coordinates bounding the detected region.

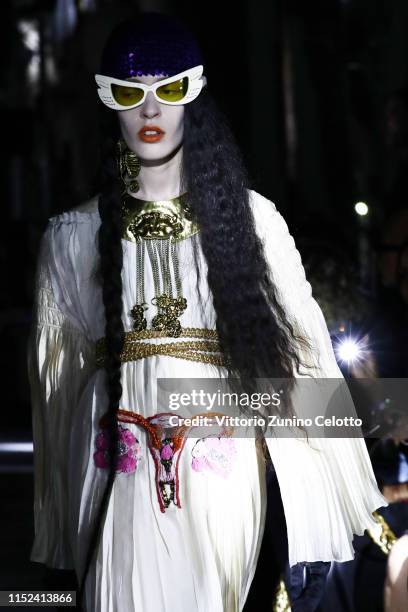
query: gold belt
[{"left": 95, "top": 327, "right": 227, "bottom": 368}]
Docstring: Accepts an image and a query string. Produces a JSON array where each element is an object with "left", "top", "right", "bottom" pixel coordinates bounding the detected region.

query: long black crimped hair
[{"left": 78, "top": 87, "right": 313, "bottom": 603}]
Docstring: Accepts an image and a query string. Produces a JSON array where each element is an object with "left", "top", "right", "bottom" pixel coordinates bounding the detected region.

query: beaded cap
[{"left": 101, "top": 12, "right": 204, "bottom": 79}]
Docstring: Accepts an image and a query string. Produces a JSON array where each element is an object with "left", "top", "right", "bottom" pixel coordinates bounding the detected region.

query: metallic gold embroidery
[
  {"left": 121, "top": 194, "right": 199, "bottom": 243},
  {"left": 368, "top": 511, "right": 397, "bottom": 554},
  {"left": 117, "top": 139, "right": 141, "bottom": 194},
  {"left": 95, "top": 337, "right": 226, "bottom": 369},
  {"left": 121, "top": 193, "right": 198, "bottom": 336},
  {"left": 130, "top": 303, "right": 148, "bottom": 331},
  {"left": 150, "top": 294, "right": 187, "bottom": 337},
  {"left": 95, "top": 328, "right": 226, "bottom": 368},
  {"left": 129, "top": 210, "right": 183, "bottom": 240}
]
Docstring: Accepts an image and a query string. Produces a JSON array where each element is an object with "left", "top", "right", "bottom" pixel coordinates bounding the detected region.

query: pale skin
[
  {"left": 117, "top": 74, "right": 184, "bottom": 201},
  {"left": 381, "top": 479, "right": 408, "bottom": 611},
  {"left": 384, "top": 534, "right": 408, "bottom": 612}
]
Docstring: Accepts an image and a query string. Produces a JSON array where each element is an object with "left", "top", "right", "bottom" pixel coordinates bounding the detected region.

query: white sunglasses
[{"left": 95, "top": 64, "right": 207, "bottom": 111}]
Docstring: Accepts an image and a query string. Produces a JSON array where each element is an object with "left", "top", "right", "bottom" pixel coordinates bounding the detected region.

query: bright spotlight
[
  {"left": 354, "top": 201, "right": 369, "bottom": 216},
  {"left": 335, "top": 338, "right": 363, "bottom": 364}
]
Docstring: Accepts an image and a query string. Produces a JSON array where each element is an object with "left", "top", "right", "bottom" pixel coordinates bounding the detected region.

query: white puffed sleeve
[
  {"left": 28, "top": 222, "right": 96, "bottom": 569},
  {"left": 249, "top": 190, "right": 388, "bottom": 567}
]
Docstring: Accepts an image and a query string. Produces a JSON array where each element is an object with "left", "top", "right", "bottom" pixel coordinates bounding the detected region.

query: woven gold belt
[{"left": 95, "top": 327, "right": 227, "bottom": 368}]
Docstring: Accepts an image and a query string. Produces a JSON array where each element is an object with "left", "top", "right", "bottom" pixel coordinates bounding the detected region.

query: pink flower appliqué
[
  {"left": 191, "top": 436, "right": 237, "bottom": 479},
  {"left": 93, "top": 424, "right": 141, "bottom": 474},
  {"left": 160, "top": 442, "right": 174, "bottom": 461}
]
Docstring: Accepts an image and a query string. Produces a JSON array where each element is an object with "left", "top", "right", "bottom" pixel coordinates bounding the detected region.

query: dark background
[{"left": 1, "top": 0, "right": 408, "bottom": 608}]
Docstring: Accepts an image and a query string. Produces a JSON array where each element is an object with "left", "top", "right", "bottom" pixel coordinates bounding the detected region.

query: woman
[
  {"left": 385, "top": 534, "right": 408, "bottom": 612},
  {"left": 28, "top": 12, "right": 387, "bottom": 612}
]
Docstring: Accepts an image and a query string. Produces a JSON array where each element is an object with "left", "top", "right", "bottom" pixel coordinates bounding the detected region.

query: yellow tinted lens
[
  {"left": 156, "top": 77, "right": 188, "bottom": 102},
  {"left": 111, "top": 84, "right": 144, "bottom": 106}
]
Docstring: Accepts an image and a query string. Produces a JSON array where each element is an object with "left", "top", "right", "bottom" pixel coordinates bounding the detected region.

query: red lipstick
[{"left": 138, "top": 125, "right": 165, "bottom": 143}]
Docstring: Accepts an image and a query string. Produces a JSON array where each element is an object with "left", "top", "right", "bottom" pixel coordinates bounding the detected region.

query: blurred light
[
  {"left": 398, "top": 452, "right": 408, "bottom": 483},
  {"left": 17, "top": 19, "right": 40, "bottom": 87},
  {"left": 335, "top": 337, "right": 363, "bottom": 364},
  {"left": 355, "top": 201, "right": 369, "bottom": 216},
  {"left": 79, "top": 0, "right": 97, "bottom": 11},
  {"left": 53, "top": 0, "right": 78, "bottom": 43},
  {"left": 0, "top": 442, "right": 33, "bottom": 453},
  {"left": 18, "top": 20, "right": 39, "bottom": 53}
]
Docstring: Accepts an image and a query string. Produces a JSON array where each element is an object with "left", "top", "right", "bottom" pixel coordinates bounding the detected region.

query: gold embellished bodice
[
  {"left": 117, "top": 192, "right": 206, "bottom": 341},
  {"left": 94, "top": 193, "right": 224, "bottom": 364},
  {"left": 121, "top": 193, "right": 200, "bottom": 243}
]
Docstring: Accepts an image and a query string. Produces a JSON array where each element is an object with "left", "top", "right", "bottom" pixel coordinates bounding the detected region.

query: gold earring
[
  {"left": 117, "top": 138, "right": 141, "bottom": 195},
  {"left": 117, "top": 139, "right": 147, "bottom": 330}
]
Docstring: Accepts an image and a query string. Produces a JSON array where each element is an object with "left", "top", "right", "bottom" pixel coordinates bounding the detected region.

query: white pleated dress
[{"left": 28, "top": 189, "right": 388, "bottom": 612}]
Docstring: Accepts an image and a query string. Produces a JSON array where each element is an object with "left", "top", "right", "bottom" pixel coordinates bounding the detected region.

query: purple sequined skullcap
[{"left": 101, "top": 12, "right": 204, "bottom": 79}]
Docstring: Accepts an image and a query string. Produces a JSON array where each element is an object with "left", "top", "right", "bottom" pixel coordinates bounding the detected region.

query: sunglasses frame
[{"left": 95, "top": 65, "right": 207, "bottom": 111}]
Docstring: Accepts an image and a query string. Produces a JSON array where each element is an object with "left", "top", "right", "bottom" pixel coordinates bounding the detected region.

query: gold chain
[
  {"left": 95, "top": 327, "right": 219, "bottom": 349},
  {"left": 95, "top": 328, "right": 226, "bottom": 368},
  {"left": 122, "top": 193, "right": 199, "bottom": 336}
]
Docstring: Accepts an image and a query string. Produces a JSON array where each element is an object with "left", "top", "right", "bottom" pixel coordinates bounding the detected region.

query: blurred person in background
[
  {"left": 321, "top": 439, "right": 408, "bottom": 612},
  {"left": 384, "top": 532, "right": 408, "bottom": 612},
  {"left": 264, "top": 226, "right": 369, "bottom": 612},
  {"left": 297, "top": 221, "right": 408, "bottom": 610}
]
